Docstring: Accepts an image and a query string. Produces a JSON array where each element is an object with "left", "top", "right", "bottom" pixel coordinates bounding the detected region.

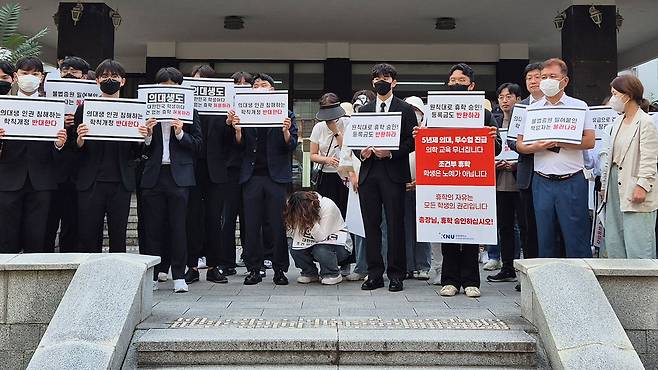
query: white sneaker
[
  {"left": 197, "top": 257, "right": 207, "bottom": 269},
  {"left": 483, "top": 259, "right": 502, "bottom": 271},
  {"left": 465, "top": 286, "right": 481, "bottom": 298},
  {"left": 321, "top": 275, "right": 343, "bottom": 285},
  {"left": 296, "top": 275, "right": 319, "bottom": 284},
  {"left": 346, "top": 272, "right": 366, "bottom": 281},
  {"left": 479, "top": 250, "right": 489, "bottom": 264},
  {"left": 440, "top": 285, "right": 458, "bottom": 296},
  {"left": 416, "top": 270, "right": 430, "bottom": 280},
  {"left": 173, "top": 279, "right": 189, "bottom": 293},
  {"left": 152, "top": 281, "right": 158, "bottom": 291},
  {"left": 157, "top": 272, "right": 168, "bottom": 282},
  {"left": 263, "top": 259, "right": 273, "bottom": 269},
  {"left": 432, "top": 268, "right": 442, "bottom": 285}
]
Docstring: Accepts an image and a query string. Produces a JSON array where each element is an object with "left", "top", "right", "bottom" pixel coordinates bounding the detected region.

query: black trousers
[
  {"left": 242, "top": 175, "right": 289, "bottom": 272},
  {"left": 0, "top": 179, "right": 51, "bottom": 253},
  {"left": 142, "top": 166, "right": 190, "bottom": 280},
  {"left": 44, "top": 180, "right": 78, "bottom": 252},
  {"left": 518, "top": 187, "right": 539, "bottom": 260},
  {"left": 497, "top": 191, "right": 526, "bottom": 272},
  {"left": 358, "top": 161, "right": 406, "bottom": 280},
  {"left": 220, "top": 167, "right": 245, "bottom": 268},
  {"left": 78, "top": 181, "right": 131, "bottom": 253},
  {"left": 441, "top": 244, "right": 480, "bottom": 289},
  {"left": 317, "top": 172, "right": 348, "bottom": 218},
  {"left": 186, "top": 160, "right": 225, "bottom": 268}
]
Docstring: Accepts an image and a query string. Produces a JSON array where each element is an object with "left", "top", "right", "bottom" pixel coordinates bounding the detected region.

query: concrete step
[
  {"left": 135, "top": 328, "right": 537, "bottom": 368},
  {"left": 141, "top": 367, "right": 536, "bottom": 370}
]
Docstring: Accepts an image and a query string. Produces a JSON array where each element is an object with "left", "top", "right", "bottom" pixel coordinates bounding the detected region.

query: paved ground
[{"left": 140, "top": 246, "right": 530, "bottom": 332}]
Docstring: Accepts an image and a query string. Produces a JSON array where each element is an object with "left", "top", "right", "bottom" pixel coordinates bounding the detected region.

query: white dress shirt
[
  {"left": 376, "top": 95, "right": 394, "bottom": 113},
  {"left": 144, "top": 121, "right": 184, "bottom": 164}
]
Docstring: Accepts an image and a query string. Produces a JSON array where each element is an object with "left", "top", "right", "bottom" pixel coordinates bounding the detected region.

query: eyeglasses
[{"left": 99, "top": 73, "right": 121, "bottom": 79}]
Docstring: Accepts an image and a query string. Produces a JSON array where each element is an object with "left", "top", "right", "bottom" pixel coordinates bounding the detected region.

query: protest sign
[
  {"left": 83, "top": 97, "right": 146, "bottom": 142},
  {"left": 496, "top": 128, "right": 519, "bottom": 161},
  {"left": 345, "top": 187, "right": 365, "bottom": 238},
  {"left": 138, "top": 84, "right": 194, "bottom": 123},
  {"left": 182, "top": 77, "right": 235, "bottom": 115},
  {"left": 415, "top": 127, "right": 497, "bottom": 244},
  {"left": 233, "top": 90, "right": 288, "bottom": 127},
  {"left": 0, "top": 96, "right": 64, "bottom": 141},
  {"left": 426, "top": 91, "right": 485, "bottom": 128},
  {"left": 507, "top": 103, "right": 528, "bottom": 141},
  {"left": 343, "top": 112, "right": 402, "bottom": 150},
  {"left": 522, "top": 106, "right": 587, "bottom": 144},
  {"left": 44, "top": 78, "right": 100, "bottom": 114}
]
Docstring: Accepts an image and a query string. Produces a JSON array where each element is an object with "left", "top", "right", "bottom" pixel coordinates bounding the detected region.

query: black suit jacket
[
  {"left": 0, "top": 140, "right": 61, "bottom": 191},
  {"left": 238, "top": 111, "right": 299, "bottom": 184},
  {"left": 198, "top": 114, "right": 233, "bottom": 184},
  {"left": 506, "top": 97, "right": 533, "bottom": 190},
  {"left": 72, "top": 104, "right": 140, "bottom": 192},
  {"left": 353, "top": 96, "right": 416, "bottom": 184},
  {"left": 141, "top": 110, "right": 203, "bottom": 188}
]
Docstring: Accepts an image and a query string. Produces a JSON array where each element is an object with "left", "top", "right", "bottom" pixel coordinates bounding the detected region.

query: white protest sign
[
  {"left": 522, "top": 106, "right": 587, "bottom": 144},
  {"left": 345, "top": 187, "right": 365, "bottom": 238},
  {"left": 426, "top": 91, "right": 485, "bottom": 128},
  {"left": 0, "top": 96, "right": 64, "bottom": 141},
  {"left": 83, "top": 97, "right": 146, "bottom": 142},
  {"left": 507, "top": 103, "right": 527, "bottom": 141},
  {"left": 182, "top": 77, "right": 235, "bottom": 115},
  {"left": 138, "top": 84, "right": 194, "bottom": 123},
  {"left": 496, "top": 128, "right": 519, "bottom": 161},
  {"left": 44, "top": 78, "right": 101, "bottom": 114},
  {"left": 292, "top": 229, "right": 349, "bottom": 250},
  {"left": 233, "top": 90, "right": 288, "bottom": 127},
  {"left": 343, "top": 112, "right": 402, "bottom": 150},
  {"left": 588, "top": 106, "right": 618, "bottom": 139}
]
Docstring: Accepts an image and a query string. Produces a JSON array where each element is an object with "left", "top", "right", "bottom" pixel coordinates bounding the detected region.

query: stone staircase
[{"left": 134, "top": 326, "right": 538, "bottom": 369}]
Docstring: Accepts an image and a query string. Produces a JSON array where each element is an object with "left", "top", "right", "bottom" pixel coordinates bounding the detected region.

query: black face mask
[
  {"left": 100, "top": 79, "right": 121, "bottom": 95},
  {"left": 374, "top": 80, "right": 392, "bottom": 96},
  {"left": 61, "top": 73, "right": 77, "bottom": 79},
  {"left": 448, "top": 84, "right": 470, "bottom": 91},
  {"left": 0, "top": 80, "right": 12, "bottom": 95}
]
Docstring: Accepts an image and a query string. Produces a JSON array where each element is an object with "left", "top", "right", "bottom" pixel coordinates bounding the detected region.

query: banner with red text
[
  {"left": 0, "top": 96, "right": 65, "bottom": 141},
  {"left": 83, "top": 97, "right": 146, "bottom": 142},
  {"left": 234, "top": 90, "right": 289, "bottom": 127},
  {"left": 182, "top": 77, "right": 235, "bottom": 115},
  {"left": 138, "top": 84, "right": 194, "bottom": 123}
]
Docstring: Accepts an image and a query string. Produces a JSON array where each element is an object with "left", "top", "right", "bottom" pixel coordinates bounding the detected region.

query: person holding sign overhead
[
  {"left": 600, "top": 75, "right": 658, "bottom": 259},
  {"left": 355, "top": 63, "right": 415, "bottom": 292},
  {"left": 516, "top": 58, "right": 594, "bottom": 258},
  {"left": 0, "top": 58, "right": 68, "bottom": 254},
  {"left": 227, "top": 73, "right": 298, "bottom": 286},
  {"left": 141, "top": 67, "right": 203, "bottom": 293},
  {"left": 73, "top": 59, "right": 151, "bottom": 254}
]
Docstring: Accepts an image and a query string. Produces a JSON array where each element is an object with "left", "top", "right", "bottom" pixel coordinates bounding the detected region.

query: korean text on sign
[
  {"left": 182, "top": 77, "right": 235, "bottom": 115},
  {"left": 343, "top": 112, "right": 402, "bottom": 150},
  {"left": 83, "top": 97, "right": 146, "bottom": 142},
  {"left": 233, "top": 90, "right": 289, "bottom": 127},
  {"left": 426, "top": 91, "right": 485, "bottom": 128},
  {"left": 44, "top": 78, "right": 101, "bottom": 114},
  {"left": 415, "top": 127, "right": 497, "bottom": 244},
  {"left": 138, "top": 84, "right": 194, "bottom": 124},
  {"left": 0, "top": 96, "right": 65, "bottom": 141},
  {"left": 522, "top": 106, "right": 587, "bottom": 144}
]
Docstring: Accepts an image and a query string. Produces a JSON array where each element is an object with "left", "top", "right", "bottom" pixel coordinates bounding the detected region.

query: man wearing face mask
[
  {"left": 0, "top": 57, "right": 68, "bottom": 254},
  {"left": 354, "top": 63, "right": 415, "bottom": 292},
  {"left": 516, "top": 58, "right": 594, "bottom": 258},
  {"left": 73, "top": 59, "right": 151, "bottom": 254},
  {"left": 44, "top": 56, "right": 92, "bottom": 253}
]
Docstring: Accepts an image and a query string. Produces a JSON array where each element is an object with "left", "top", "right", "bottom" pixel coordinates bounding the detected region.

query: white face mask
[
  {"left": 17, "top": 74, "right": 41, "bottom": 93},
  {"left": 539, "top": 78, "right": 563, "bottom": 98},
  {"left": 608, "top": 94, "right": 629, "bottom": 114},
  {"left": 415, "top": 112, "right": 424, "bottom": 125}
]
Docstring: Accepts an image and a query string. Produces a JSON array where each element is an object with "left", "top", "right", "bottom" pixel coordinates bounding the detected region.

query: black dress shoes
[
  {"left": 184, "top": 268, "right": 199, "bottom": 284},
  {"left": 273, "top": 269, "right": 289, "bottom": 285},
  {"left": 361, "top": 278, "right": 385, "bottom": 290},
  {"left": 244, "top": 269, "right": 262, "bottom": 285},
  {"left": 207, "top": 268, "right": 228, "bottom": 283},
  {"left": 388, "top": 278, "right": 404, "bottom": 292}
]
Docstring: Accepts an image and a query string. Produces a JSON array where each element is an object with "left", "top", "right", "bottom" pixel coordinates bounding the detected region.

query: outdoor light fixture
[
  {"left": 110, "top": 8, "right": 122, "bottom": 29},
  {"left": 435, "top": 17, "right": 456, "bottom": 30},
  {"left": 616, "top": 9, "right": 624, "bottom": 31},
  {"left": 553, "top": 11, "right": 566, "bottom": 30},
  {"left": 224, "top": 16, "right": 244, "bottom": 30},
  {"left": 71, "top": 2, "right": 84, "bottom": 26},
  {"left": 589, "top": 5, "right": 603, "bottom": 27}
]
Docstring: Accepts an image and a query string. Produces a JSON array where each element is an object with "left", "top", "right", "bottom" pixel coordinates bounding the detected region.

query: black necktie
[{"left": 380, "top": 102, "right": 386, "bottom": 112}]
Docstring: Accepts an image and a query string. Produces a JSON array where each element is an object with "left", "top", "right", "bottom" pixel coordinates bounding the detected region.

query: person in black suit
[
  {"left": 0, "top": 58, "right": 68, "bottom": 253},
  {"left": 184, "top": 65, "right": 233, "bottom": 285},
  {"left": 73, "top": 59, "right": 151, "bottom": 253},
  {"left": 436, "top": 63, "right": 502, "bottom": 298},
  {"left": 354, "top": 63, "right": 415, "bottom": 292},
  {"left": 227, "top": 73, "right": 298, "bottom": 286},
  {"left": 141, "top": 67, "right": 203, "bottom": 293},
  {"left": 44, "top": 56, "right": 91, "bottom": 253}
]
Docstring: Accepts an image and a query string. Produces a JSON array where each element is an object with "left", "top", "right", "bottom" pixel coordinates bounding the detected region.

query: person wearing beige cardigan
[{"left": 600, "top": 75, "right": 658, "bottom": 259}]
